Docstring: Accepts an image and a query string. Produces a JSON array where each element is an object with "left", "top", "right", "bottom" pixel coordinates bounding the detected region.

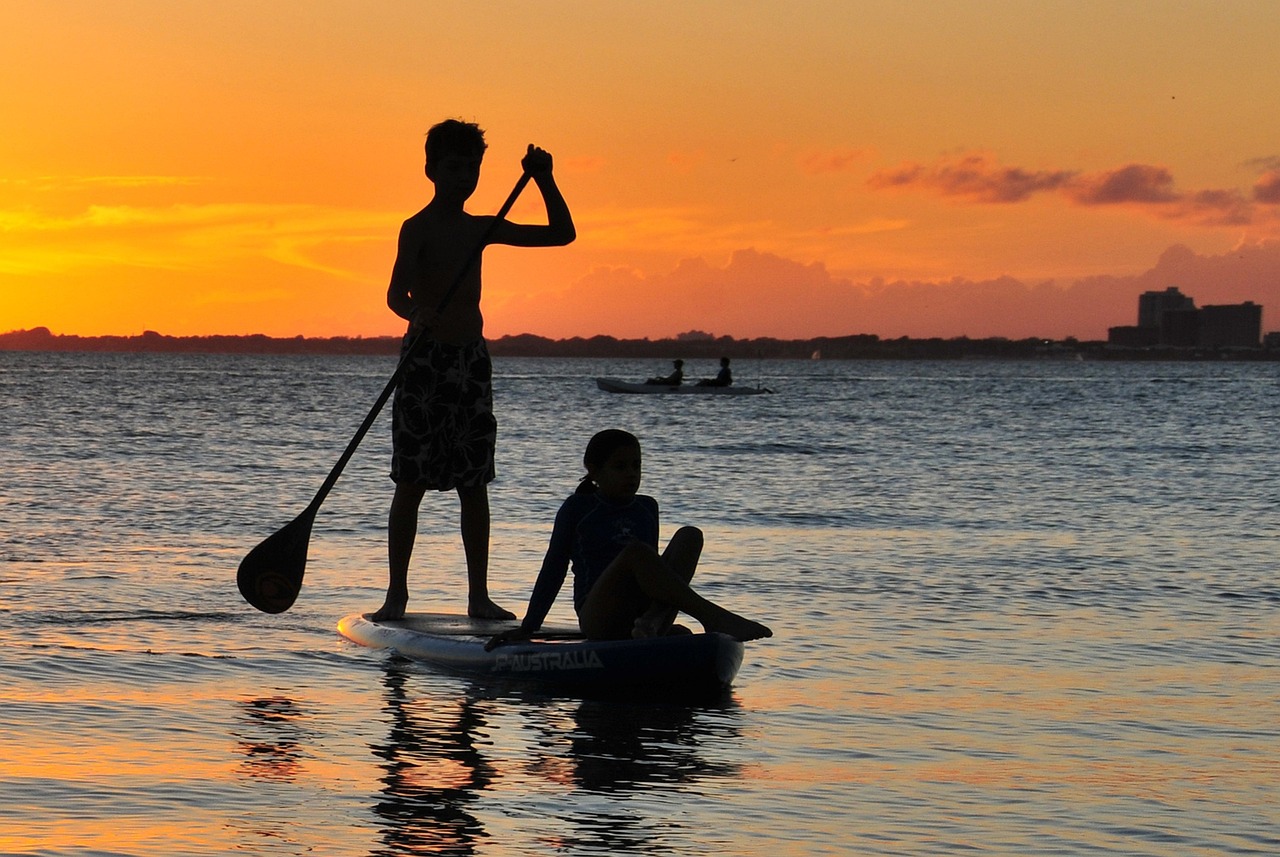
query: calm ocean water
[{"left": 1, "top": 351, "right": 1277, "bottom": 857}]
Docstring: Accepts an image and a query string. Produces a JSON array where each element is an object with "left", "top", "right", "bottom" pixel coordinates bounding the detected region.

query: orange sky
[{"left": 3, "top": 1, "right": 1280, "bottom": 341}]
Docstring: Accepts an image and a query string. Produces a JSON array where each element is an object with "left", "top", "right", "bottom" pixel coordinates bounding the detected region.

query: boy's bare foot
[
  {"left": 468, "top": 598, "right": 516, "bottom": 621},
  {"left": 370, "top": 593, "right": 408, "bottom": 622}
]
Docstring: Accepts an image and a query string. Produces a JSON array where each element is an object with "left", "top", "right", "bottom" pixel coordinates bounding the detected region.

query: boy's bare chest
[{"left": 410, "top": 216, "right": 486, "bottom": 278}]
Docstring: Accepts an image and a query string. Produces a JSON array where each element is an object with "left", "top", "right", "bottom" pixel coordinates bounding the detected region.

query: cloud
[
  {"left": 869, "top": 152, "right": 1277, "bottom": 229},
  {"left": 0, "top": 175, "right": 209, "bottom": 192},
  {"left": 1066, "top": 166, "right": 1253, "bottom": 226},
  {"left": 1254, "top": 170, "right": 1280, "bottom": 204},
  {"left": 867, "top": 153, "right": 1076, "bottom": 202},
  {"left": 1179, "top": 188, "right": 1254, "bottom": 226},
  {"left": 489, "top": 242, "right": 1280, "bottom": 341},
  {"left": 1243, "top": 156, "right": 1280, "bottom": 172},
  {"left": 0, "top": 201, "right": 392, "bottom": 277},
  {"left": 0, "top": 174, "right": 393, "bottom": 280},
  {"left": 1065, "top": 164, "right": 1179, "bottom": 205},
  {"left": 817, "top": 218, "right": 911, "bottom": 237}
]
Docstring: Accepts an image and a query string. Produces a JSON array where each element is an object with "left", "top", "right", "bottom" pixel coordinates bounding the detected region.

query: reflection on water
[
  {"left": 235, "top": 696, "right": 312, "bottom": 783},
  {"left": 540, "top": 699, "right": 744, "bottom": 854},
  {"left": 561, "top": 698, "right": 742, "bottom": 793},
  {"left": 371, "top": 663, "right": 494, "bottom": 855},
  {"left": 366, "top": 659, "right": 747, "bottom": 856}
]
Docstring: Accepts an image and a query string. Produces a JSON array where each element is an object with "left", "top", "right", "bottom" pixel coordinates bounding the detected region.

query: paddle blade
[{"left": 237, "top": 512, "right": 314, "bottom": 613}]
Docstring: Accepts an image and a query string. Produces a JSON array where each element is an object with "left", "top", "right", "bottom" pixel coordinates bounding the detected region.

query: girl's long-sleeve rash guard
[{"left": 519, "top": 491, "right": 660, "bottom": 632}]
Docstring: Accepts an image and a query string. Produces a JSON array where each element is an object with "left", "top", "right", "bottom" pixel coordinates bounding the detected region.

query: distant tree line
[
  {"left": 0, "top": 327, "right": 399, "bottom": 355},
  {"left": 2, "top": 326, "right": 1276, "bottom": 360}
]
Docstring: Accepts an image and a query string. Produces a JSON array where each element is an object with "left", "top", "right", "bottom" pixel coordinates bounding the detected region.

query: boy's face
[{"left": 428, "top": 152, "right": 483, "bottom": 202}]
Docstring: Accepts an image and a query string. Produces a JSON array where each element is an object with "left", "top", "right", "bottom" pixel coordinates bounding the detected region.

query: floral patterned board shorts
[{"left": 389, "top": 336, "right": 496, "bottom": 490}]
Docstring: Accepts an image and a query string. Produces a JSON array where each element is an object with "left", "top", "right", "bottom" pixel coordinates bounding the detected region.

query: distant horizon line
[
  {"left": 5, "top": 325, "right": 1279, "bottom": 362},
  {"left": 1, "top": 325, "right": 1096, "bottom": 344},
  {"left": 0, "top": 325, "right": 1095, "bottom": 350}
]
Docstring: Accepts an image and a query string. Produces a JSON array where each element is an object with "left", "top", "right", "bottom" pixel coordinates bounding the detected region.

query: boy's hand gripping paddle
[{"left": 237, "top": 172, "right": 532, "bottom": 613}]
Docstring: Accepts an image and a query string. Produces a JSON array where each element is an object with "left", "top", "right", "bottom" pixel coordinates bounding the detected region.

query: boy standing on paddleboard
[{"left": 374, "top": 119, "right": 575, "bottom": 622}]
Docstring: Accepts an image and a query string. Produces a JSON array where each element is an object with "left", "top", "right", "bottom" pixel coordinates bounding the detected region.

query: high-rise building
[
  {"left": 1109, "top": 287, "right": 1264, "bottom": 348},
  {"left": 1137, "top": 286, "right": 1196, "bottom": 330},
  {"left": 1198, "top": 302, "right": 1262, "bottom": 348}
]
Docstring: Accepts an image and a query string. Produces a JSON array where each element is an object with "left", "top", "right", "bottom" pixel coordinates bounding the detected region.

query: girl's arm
[
  {"left": 645, "top": 495, "right": 661, "bottom": 548},
  {"left": 518, "top": 499, "right": 579, "bottom": 633}
]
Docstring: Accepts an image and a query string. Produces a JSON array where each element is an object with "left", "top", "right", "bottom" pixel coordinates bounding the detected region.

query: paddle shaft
[{"left": 304, "top": 171, "right": 532, "bottom": 516}]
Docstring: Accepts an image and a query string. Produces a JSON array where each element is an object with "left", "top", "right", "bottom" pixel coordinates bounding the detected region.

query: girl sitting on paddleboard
[{"left": 488, "top": 429, "right": 772, "bottom": 648}]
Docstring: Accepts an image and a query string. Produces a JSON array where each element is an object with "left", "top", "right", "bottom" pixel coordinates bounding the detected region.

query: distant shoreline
[{"left": 2, "top": 326, "right": 1277, "bottom": 361}]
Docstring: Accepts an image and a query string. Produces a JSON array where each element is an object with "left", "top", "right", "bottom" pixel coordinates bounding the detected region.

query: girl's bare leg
[
  {"left": 632, "top": 526, "right": 701, "bottom": 637},
  {"left": 579, "top": 530, "right": 772, "bottom": 642}
]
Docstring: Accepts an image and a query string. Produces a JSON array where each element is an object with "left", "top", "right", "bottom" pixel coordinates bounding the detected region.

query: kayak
[
  {"left": 595, "top": 377, "right": 770, "bottom": 395},
  {"left": 337, "top": 612, "right": 746, "bottom": 699}
]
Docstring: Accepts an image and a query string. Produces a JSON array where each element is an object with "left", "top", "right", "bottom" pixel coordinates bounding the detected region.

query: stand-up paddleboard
[
  {"left": 595, "top": 377, "right": 770, "bottom": 395},
  {"left": 338, "top": 612, "right": 745, "bottom": 698}
]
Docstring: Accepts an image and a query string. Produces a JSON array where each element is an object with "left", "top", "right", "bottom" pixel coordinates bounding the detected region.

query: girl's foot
[{"left": 707, "top": 613, "right": 773, "bottom": 642}]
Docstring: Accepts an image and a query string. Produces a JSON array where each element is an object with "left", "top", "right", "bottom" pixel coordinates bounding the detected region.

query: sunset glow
[{"left": 3, "top": 1, "right": 1279, "bottom": 341}]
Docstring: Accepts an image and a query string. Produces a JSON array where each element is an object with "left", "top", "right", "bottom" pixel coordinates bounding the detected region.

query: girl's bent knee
[
  {"left": 618, "top": 540, "right": 657, "bottom": 562},
  {"left": 671, "top": 526, "right": 703, "bottom": 549}
]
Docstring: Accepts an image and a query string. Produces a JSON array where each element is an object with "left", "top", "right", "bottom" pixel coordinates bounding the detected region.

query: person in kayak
[
  {"left": 696, "top": 356, "right": 733, "bottom": 387},
  {"left": 643, "top": 359, "right": 684, "bottom": 385},
  {"left": 487, "top": 429, "right": 772, "bottom": 647}
]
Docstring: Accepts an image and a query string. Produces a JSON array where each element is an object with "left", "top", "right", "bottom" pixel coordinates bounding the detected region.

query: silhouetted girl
[{"left": 490, "top": 430, "right": 772, "bottom": 646}]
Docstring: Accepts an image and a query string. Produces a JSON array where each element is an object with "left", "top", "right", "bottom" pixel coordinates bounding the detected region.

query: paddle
[{"left": 237, "top": 170, "right": 533, "bottom": 613}]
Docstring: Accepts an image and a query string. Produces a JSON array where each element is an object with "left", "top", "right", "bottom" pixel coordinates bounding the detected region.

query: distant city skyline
[
  {"left": 1109, "top": 285, "right": 1263, "bottom": 349},
  {"left": 3, "top": 3, "right": 1280, "bottom": 341}
]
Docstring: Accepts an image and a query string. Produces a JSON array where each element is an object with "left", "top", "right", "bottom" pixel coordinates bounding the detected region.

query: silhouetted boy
[{"left": 375, "top": 119, "right": 575, "bottom": 621}]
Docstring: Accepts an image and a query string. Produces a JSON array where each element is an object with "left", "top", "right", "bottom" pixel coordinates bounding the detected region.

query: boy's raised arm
[{"left": 490, "top": 144, "right": 575, "bottom": 247}]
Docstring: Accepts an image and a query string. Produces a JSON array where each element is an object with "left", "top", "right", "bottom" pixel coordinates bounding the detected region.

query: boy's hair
[
  {"left": 576, "top": 429, "right": 640, "bottom": 494},
  {"left": 425, "top": 119, "right": 487, "bottom": 177}
]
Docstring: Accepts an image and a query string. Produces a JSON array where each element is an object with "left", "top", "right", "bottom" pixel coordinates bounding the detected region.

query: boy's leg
[
  {"left": 458, "top": 484, "right": 515, "bottom": 620},
  {"left": 374, "top": 481, "right": 427, "bottom": 621}
]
